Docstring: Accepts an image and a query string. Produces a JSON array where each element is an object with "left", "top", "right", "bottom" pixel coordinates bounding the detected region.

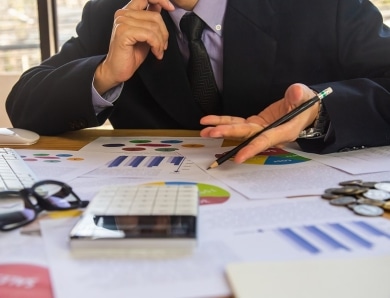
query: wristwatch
[{"left": 298, "top": 97, "right": 330, "bottom": 138}]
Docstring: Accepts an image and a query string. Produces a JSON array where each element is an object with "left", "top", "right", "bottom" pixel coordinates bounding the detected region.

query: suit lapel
[
  {"left": 222, "top": 0, "right": 279, "bottom": 116},
  {"left": 138, "top": 11, "right": 203, "bottom": 128}
]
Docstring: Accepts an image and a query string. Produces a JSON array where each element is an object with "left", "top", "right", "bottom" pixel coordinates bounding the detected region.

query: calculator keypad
[{"left": 86, "top": 185, "right": 198, "bottom": 216}]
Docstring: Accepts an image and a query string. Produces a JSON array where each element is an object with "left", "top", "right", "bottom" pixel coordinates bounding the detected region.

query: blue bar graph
[
  {"left": 279, "top": 228, "right": 320, "bottom": 254},
  {"left": 170, "top": 156, "right": 184, "bottom": 165},
  {"left": 147, "top": 156, "right": 164, "bottom": 167},
  {"left": 275, "top": 220, "right": 390, "bottom": 255},
  {"left": 353, "top": 221, "right": 390, "bottom": 239},
  {"left": 106, "top": 154, "right": 187, "bottom": 172},
  {"left": 304, "top": 225, "right": 350, "bottom": 251},
  {"left": 128, "top": 156, "right": 146, "bottom": 167},
  {"left": 329, "top": 223, "right": 373, "bottom": 249},
  {"left": 108, "top": 155, "right": 127, "bottom": 167}
]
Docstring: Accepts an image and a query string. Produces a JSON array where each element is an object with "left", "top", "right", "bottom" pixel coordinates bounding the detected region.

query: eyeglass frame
[{"left": 0, "top": 179, "right": 88, "bottom": 231}]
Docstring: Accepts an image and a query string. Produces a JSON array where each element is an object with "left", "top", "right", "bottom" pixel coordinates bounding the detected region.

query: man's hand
[
  {"left": 200, "top": 83, "right": 319, "bottom": 163},
  {"left": 94, "top": 0, "right": 175, "bottom": 94}
]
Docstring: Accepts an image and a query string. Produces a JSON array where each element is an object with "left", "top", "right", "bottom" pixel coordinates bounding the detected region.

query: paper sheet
[
  {"left": 226, "top": 254, "right": 390, "bottom": 298},
  {"left": 8, "top": 140, "right": 390, "bottom": 298},
  {"left": 84, "top": 151, "right": 210, "bottom": 179},
  {"left": 79, "top": 136, "right": 223, "bottom": 154},
  {"left": 0, "top": 232, "right": 53, "bottom": 297},
  {"left": 16, "top": 149, "right": 117, "bottom": 182},
  {"left": 40, "top": 218, "right": 237, "bottom": 298},
  {"left": 199, "top": 197, "right": 390, "bottom": 260},
  {"left": 185, "top": 146, "right": 390, "bottom": 199},
  {"left": 289, "top": 145, "right": 390, "bottom": 174},
  {"left": 39, "top": 195, "right": 390, "bottom": 298}
]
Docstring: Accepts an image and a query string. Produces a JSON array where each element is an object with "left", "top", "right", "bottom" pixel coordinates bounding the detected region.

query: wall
[{"left": 0, "top": 74, "right": 19, "bottom": 127}]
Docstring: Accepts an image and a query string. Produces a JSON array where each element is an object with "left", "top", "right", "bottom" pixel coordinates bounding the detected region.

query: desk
[
  {"left": 4, "top": 129, "right": 236, "bottom": 298},
  {"left": 10, "top": 129, "right": 207, "bottom": 151},
  {"left": 10, "top": 128, "right": 390, "bottom": 221},
  {"left": 11, "top": 128, "right": 239, "bottom": 150},
  {"left": 3, "top": 128, "right": 390, "bottom": 298}
]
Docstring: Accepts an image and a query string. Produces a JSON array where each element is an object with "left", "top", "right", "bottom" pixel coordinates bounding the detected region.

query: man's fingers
[
  {"left": 200, "top": 115, "right": 247, "bottom": 126},
  {"left": 124, "top": 0, "right": 174, "bottom": 11},
  {"left": 123, "top": 0, "right": 148, "bottom": 10},
  {"left": 226, "top": 129, "right": 275, "bottom": 164},
  {"left": 113, "top": 6, "right": 170, "bottom": 59},
  {"left": 200, "top": 115, "right": 264, "bottom": 139},
  {"left": 200, "top": 122, "right": 261, "bottom": 139},
  {"left": 233, "top": 122, "right": 298, "bottom": 163},
  {"left": 116, "top": 14, "right": 167, "bottom": 43},
  {"left": 233, "top": 140, "right": 268, "bottom": 164}
]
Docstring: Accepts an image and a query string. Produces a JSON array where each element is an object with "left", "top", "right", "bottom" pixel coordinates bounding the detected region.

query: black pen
[{"left": 207, "top": 87, "right": 333, "bottom": 169}]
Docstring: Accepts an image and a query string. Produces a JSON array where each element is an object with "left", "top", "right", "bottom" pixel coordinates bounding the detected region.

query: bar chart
[
  {"left": 107, "top": 155, "right": 185, "bottom": 169},
  {"left": 277, "top": 220, "right": 390, "bottom": 254},
  {"left": 89, "top": 152, "right": 207, "bottom": 178},
  {"left": 227, "top": 218, "right": 390, "bottom": 261}
]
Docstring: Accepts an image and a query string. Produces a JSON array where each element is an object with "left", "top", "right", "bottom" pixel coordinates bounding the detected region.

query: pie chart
[
  {"left": 216, "top": 147, "right": 310, "bottom": 165},
  {"left": 147, "top": 181, "right": 230, "bottom": 205}
]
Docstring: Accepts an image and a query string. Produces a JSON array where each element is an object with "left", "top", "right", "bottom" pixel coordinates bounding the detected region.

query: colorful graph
[
  {"left": 106, "top": 155, "right": 185, "bottom": 171},
  {"left": 148, "top": 181, "right": 230, "bottom": 205},
  {"left": 81, "top": 137, "right": 223, "bottom": 154},
  {"left": 20, "top": 152, "right": 84, "bottom": 163},
  {"left": 216, "top": 147, "right": 310, "bottom": 165},
  {"left": 101, "top": 138, "right": 207, "bottom": 152}
]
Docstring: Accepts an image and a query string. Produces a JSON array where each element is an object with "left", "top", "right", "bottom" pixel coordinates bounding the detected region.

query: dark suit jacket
[{"left": 6, "top": 0, "right": 390, "bottom": 153}]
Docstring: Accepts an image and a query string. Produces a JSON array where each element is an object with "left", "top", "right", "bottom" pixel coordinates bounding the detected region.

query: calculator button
[{"left": 85, "top": 184, "right": 198, "bottom": 217}]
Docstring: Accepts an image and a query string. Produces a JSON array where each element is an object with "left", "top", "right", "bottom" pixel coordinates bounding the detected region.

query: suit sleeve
[
  {"left": 297, "top": 0, "right": 390, "bottom": 153},
  {"left": 5, "top": 0, "right": 120, "bottom": 135}
]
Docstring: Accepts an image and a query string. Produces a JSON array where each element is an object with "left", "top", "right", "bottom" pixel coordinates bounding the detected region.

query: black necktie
[{"left": 180, "top": 13, "right": 220, "bottom": 114}]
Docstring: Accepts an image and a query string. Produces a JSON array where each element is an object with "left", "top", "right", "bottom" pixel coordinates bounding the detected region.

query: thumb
[{"left": 284, "top": 83, "right": 316, "bottom": 109}]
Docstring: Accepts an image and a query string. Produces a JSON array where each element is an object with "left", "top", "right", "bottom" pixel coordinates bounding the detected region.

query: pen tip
[{"left": 207, "top": 161, "right": 218, "bottom": 170}]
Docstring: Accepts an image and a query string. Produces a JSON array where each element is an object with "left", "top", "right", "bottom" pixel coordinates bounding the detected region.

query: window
[
  {"left": 0, "top": 0, "right": 40, "bottom": 73},
  {"left": 0, "top": 0, "right": 87, "bottom": 74},
  {"left": 374, "top": 0, "right": 390, "bottom": 26},
  {"left": 56, "top": 0, "right": 88, "bottom": 50}
]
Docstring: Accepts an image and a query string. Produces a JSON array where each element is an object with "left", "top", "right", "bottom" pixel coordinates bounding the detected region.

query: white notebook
[{"left": 226, "top": 254, "right": 390, "bottom": 298}]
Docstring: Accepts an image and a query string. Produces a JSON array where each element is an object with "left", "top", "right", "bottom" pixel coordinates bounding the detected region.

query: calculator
[{"left": 69, "top": 184, "right": 199, "bottom": 257}]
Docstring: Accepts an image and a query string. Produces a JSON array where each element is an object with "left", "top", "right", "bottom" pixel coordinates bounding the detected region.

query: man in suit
[{"left": 6, "top": 0, "right": 390, "bottom": 163}]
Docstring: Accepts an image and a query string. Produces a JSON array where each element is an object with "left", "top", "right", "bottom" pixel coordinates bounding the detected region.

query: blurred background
[{"left": 0, "top": 0, "right": 88, "bottom": 74}]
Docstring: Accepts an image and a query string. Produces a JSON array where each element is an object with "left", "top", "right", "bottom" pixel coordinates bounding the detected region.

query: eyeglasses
[{"left": 0, "top": 180, "right": 88, "bottom": 231}]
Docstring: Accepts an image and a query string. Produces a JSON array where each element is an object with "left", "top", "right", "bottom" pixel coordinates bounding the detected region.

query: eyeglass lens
[
  {"left": 32, "top": 183, "right": 79, "bottom": 210},
  {"left": 0, "top": 193, "right": 36, "bottom": 231},
  {"left": 32, "top": 182, "right": 82, "bottom": 210}
]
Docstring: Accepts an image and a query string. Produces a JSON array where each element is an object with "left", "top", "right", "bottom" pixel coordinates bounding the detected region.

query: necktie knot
[{"left": 180, "top": 13, "right": 205, "bottom": 42}]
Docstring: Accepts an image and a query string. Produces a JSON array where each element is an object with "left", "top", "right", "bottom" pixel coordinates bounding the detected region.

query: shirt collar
[{"left": 169, "top": 0, "right": 227, "bottom": 36}]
